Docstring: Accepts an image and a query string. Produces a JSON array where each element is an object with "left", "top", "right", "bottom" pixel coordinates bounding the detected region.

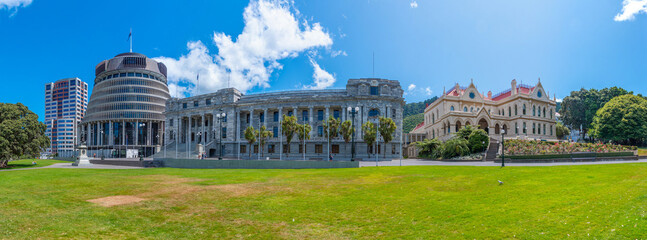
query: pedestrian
[{"left": 329, "top": 154, "right": 333, "bottom": 161}]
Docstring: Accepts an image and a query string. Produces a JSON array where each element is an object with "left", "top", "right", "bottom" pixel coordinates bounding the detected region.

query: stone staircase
[
  {"left": 150, "top": 140, "right": 199, "bottom": 159},
  {"left": 485, "top": 137, "right": 499, "bottom": 161}
]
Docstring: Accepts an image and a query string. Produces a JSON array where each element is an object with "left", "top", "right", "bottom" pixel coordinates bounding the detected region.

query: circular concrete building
[{"left": 82, "top": 52, "right": 170, "bottom": 158}]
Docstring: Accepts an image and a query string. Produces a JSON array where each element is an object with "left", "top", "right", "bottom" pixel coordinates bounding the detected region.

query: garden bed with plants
[
  {"left": 503, "top": 140, "right": 637, "bottom": 160},
  {"left": 414, "top": 126, "right": 489, "bottom": 161}
]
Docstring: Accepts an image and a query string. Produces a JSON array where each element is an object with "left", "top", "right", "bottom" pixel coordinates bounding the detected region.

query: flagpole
[{"left": 129, "top": 28, "right": 132, "bottom": 53}]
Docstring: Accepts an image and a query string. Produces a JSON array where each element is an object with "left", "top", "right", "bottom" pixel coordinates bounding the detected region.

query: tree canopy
[
  {"left": 560, "top": 87, "right": 631, "bottom": 139},
  {"left": 590, "top": 94, "right": 647, "bottom": 145},
  {"left": 0, "top": 103, "right": 49, "bottom": 168},
  {"left": 378, "top": 117, "right": 397, "bottom": 158},
  {"left": 362, "top": 122, "right": 377, "bottom": 157}
]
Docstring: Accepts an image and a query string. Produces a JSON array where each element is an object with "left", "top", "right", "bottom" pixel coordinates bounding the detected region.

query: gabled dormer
[{"left": 460, "top": 79, "right": 484, "bottom": 102}]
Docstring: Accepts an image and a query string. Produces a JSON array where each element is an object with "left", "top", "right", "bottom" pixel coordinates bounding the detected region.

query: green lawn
[
  {"left": 1, "top": 164, "right": 647, "bottom": 239},
  {"left": 4, "top": 159, "right": 69, "bottom": 169}
]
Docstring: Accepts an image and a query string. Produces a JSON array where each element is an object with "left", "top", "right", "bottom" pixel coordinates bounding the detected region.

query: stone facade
[
  {"left": 424, "top": 79, "right": 557, "bottom": 141},
  {"left": 164, "top": 78, "right": 405, "bottom": 160}
]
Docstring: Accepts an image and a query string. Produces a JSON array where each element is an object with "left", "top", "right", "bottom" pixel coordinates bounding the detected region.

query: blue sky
[{"left": 0, "top": 0, "right": 646, "bottom": 121}]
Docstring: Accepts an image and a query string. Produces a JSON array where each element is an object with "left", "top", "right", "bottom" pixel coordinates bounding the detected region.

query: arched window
[
  {"left": 515, "top": 122, "right": 518, "bottom": 134},
  {"left": 533, "top": 106, "right": 536, "bottom": 116},
  {"left": 550, "top": 109, "right": 553, "bottom": 119},
  {"left": 523, "top": 122, "right": 527, "bottom": 134},
  {"left": 470, "top": 107, "right": 474, "bottom": 112},
  {"left": 450, "top": 106, "right": 455, "bottom": 111},
  {"left": 508, "top": 106, "right": 511, "bottom": 117},
  {"left": 515, "top": 105, "right": 518, "bottom": 115},
  {"left": 432, "top": 114, "right": 435, "bottom": 123},
  {"left": 368, "top": 109, "right": 380, "bottom": 117},
  {"left": 463, "top": 107, "right": 468, "bottom": 112},
  {"left": 543, "top": 108, "right": 546, "bottom": 118},
  {"left": 523, "top": 104, "right": 527, "bottom": 115}
]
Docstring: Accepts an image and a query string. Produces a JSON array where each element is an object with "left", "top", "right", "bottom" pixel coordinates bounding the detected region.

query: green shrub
[
  {"left": 415, "top": 138, "right": 443, "bottom": 159},
  {"left": 468, "top": 129, "right": 489, "bottom": 153},
  {"left": 456, "top": 125, "right": 477, "bottom": 140},
  {"left": 442, "top": 137, "right": 470, "bottom": 159}
]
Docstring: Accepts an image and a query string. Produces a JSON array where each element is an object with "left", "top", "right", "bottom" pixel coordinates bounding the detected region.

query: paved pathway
[
  {"left": 0, "top": 162, "right": 142, "bottom": 172},
  {"left": 360, "top": 159, "right": 647, "bottom": 167}
]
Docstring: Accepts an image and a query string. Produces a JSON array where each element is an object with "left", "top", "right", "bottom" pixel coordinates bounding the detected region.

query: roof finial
[
  {"left": 443, "top": 86, "right": 446, "bottom": 95},
  {"left": 470, "top": 78, "right": 473, "bottom": 84},
  {"left": 538, "top": 77, "right": 541, "bottom": 83}
]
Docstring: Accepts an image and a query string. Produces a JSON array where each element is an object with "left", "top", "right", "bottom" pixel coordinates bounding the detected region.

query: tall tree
[
  {"left": 0, "top": 103, "right": 49, "bottom": 168},
  {"left": 378, "top": 117, "right": 397, "bottom": 159},
  {"left": 244, "top": 126, "right": 257, "bottom": 158},
  {"left": 555, "top": 123, "right": 570, "bottom": 140},
  {"left": 362, "top": 122, "right": 377, "bottom": 158},
  {"left": 339, "top": 120, "right": 354, "bottom": 157},
  {"left": 258, "top": 125, "right": 273, "bottom": 157},
  {"left": 281, "top": 115, "right": 297, "bottom": 157},
  {"left": 590, "top": 94, "right": 647, "bottom": 145},
  {"left": 296, "top": 123, "right": 311, "bottom": 158},
  {"left": 323, "top": 115, "right": 340, "bottom": 155},
  {"left": 560, "top": 87, "right": 631, "bottom": 140}
]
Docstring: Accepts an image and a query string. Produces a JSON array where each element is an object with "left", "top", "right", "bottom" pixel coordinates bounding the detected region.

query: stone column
[
  {"left": 236, "top": 110, "right": 241, "bottom": 158},
  {"left": 278, "top": 107, "right": 283, "bottom": 155},
  {"left": 309, "top": 106, "right": 314, "bottom": 139},
  {"left": 201, "top": 114, "right": 205, "bottom": 144},
  {"left": 263, "top": 109, "right": 268, "bottom": 128}
]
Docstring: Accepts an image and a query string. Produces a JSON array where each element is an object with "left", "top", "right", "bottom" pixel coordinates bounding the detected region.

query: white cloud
[
  {"left": 556, "top": 98, "right": 563, "bottom": 103},
  {"left": 407, "top": 84, "right": 416, "bottom": 91},
  {"left": 425, "top": 87, "right": 432, "bottom": 96},
  {"left": 154, "top": 0, "right": 334, "bottom": 97},
  {"left": 305, "top": 57, "right": 336, "bottom": 90},
  {"left": 614, "top": 0, "right": 647, "bottom": 21},
  {"left": 331, "top": 50, "right": 347, "bottom": 57},
  {"left": 410, "top": 1, "right": 418, "bottom": 8},
  {"left": 0, "top": 0, "right": 32, "bottom": 16}
]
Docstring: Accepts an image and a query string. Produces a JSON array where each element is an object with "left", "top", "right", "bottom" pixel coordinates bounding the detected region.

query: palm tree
[
  {"left": 340, "top": 120, "right": 354, "bottom": 159},
  {"left": 244, "top": 126, "right": 257, "bottom": 158}
]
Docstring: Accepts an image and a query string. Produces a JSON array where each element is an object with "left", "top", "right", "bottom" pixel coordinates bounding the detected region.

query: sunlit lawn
[
  {"left": 3, "top": 159, "right": 69, "bottom": 170},
  {"left": 1, "top": 164, "right": 647, "bottom": 239}
]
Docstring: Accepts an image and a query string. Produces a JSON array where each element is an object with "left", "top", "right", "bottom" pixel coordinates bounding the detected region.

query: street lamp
[
  {"left": 100, "top": 130, "right": 104, "bottom": 160},
  {"left": 347, "top": 106, "right": 359, "bottom": 161},
  {"left": 501, "top": 129, "right": 506, "bottom": 167},
  {"left": 216, "top": 112, "right": 227, "bottom": 160},
  {"left": 197, "top": 132, "right": 202, "bottom": 159}
]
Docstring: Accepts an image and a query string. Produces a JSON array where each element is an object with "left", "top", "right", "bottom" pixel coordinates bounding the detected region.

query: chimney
[
  {"left": 511, "top": 79, "right": 517, "bottom": 95},
  {"left": 487, "top": 91, "right": 492, "bottom": 99}
]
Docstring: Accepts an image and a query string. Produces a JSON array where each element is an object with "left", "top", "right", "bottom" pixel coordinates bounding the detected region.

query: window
[
  {"left": 450, "top": 106, "right": 455, "bottom": 111},
  {"left": 332, "top": 144, "right": 339, "bottom": 154},
  {"left": 240, "top": 145, "right": 246, "bottom": 153},
  {"left": 299, "top": 144, "right": 306, "bottom": 153},
  {"left": 268, "top": 144, "right": 275, "bottom": 153},
  {"left": 463, "top": 107, "right": 468, "bottom": 112},
  {"left": 392, "top": 144, "right": 396, "bottom": 154},
  {"left": 302, "top": 110, "right": 308, "bottom": 121},
  {"left": 183, "top": 103, "right": 187, "bottom": 109},
  {"left": 193, "top": 101, "right": 198, "bottom": 107},
  {"left": 509, "top": 107, "right": 511, "bottom": 117},
  {"left": 135, "top": 73, "right": 142, "bottom": 77},
  {"left": 260, "top": 112, "right": 265, "bottom": 123},
  {"left": 315, "top": 144, "right": 323, "bottom": 153},
  {"left": 119, "top": 73, "right": 126, "bottom": 77},
  {"left": 169, "top": 119, "right": 174, "bottom": 127},
  {"left": 317, "top": 110, "right": 324, "bottom": 120},
  {"left": 370, "top": 86, "right": 379, "bottom": 95},
  {"left": 254, "top": 145, "right": 259, "bottom": 153},
  {"left": 469, "top": 92, "right": 475, "bottom": 99},
  {"left": 273, "top": 127, "right": 278, "bottom": 137},
  {"left": 206, "top": 99, "right": 211, "bottom": 105},
  {"left": 246, "top": 114, "right": 250, "bottom": 124},
  {"left": 288, "top": 110, "right": 293, "bottom": 117},
  {"left": 550, "top": 109, "right": 553, "bottom": 119},
  {"left": 550, "top": 125, "right": 553, "bottom": 136},
  {"left": 533, "top": 123, "right": 536, "bottom": 134},
  {"left": 333, "top": 110, "right": 340, "bottom": 119},
  {"left": 127, "top": 72, "right": 135, "bottom": 77},
  {"left": 523, "top": 104, "right": 526, "bottom": 115},
  {"left": 283, "top": 144, "right": 289, "bottom": 154},
  {"left": 392, "top": 109, "right": 396, "bottom": 118},
  {"left": 222, "top": 127, "right": 227, "bottom": 139},
  {"left": 368, "top": 109, "right": 380, "bottom": 117},
  {"left": 318, "top": 126, "right": 323, "bottom": 137},
  {"left": 523, "top": 122, "right": 527, "bottom": 134},
  {"left": 533, "top": 106, "right": 536, "bottom": 116},
  {"left": 274, "top": 112, "right": 279, "bottom": 122},
  {"left": 515, "top": 105, "right": 518, "bottom": 115}
]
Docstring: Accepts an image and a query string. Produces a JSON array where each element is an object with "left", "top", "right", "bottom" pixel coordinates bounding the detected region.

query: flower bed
[{"left": 503, "top": 139, "right": 636, "bottom": 156}]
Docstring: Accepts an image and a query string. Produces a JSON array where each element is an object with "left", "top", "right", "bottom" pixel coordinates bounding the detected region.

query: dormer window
[
  {"left": 537, "top": 90, "right": 542, "bottom": 98},
  {"left": 469, "top": 92, "right": 475, "bottom": 99}
]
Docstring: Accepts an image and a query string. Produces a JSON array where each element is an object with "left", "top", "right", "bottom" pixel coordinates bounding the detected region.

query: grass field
[
  {"left": 4, "top": 159, "right": 69, "bottom": 169},
  {"left": 1, "top": 164, "right": 647, "bottom": 239}
]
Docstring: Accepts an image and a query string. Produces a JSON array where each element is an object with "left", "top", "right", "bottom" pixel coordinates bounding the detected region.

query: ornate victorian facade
[
  {"left": 424, "top": 79, "right": 557, "bottom": 141},
  {"left": 163, "top": 78, "right": 404, "bottom": 160}
]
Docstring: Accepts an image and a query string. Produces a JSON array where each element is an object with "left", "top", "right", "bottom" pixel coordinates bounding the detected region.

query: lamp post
[
  {"left": 216, "top": 112, "right": 227, "bottom": 160},
  {"left": 501, "top": 129, "right": 506, "bottom": 167},
  {"left": 347, "top": 106, "right": 359, "bottom": 161},
  {"left": 100, "top": 130, "right": 104, "bottom": 160},
  {"left": 197, "top": 132, "right": 202, "bottom": 159}
]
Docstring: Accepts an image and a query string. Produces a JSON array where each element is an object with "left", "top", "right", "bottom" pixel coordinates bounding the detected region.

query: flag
[
  {"left": 127, "top": 29, "right": 132, "bottom": 42},
  {"left": 197, "top": 73, "right": 199, "bottom": 81}
]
